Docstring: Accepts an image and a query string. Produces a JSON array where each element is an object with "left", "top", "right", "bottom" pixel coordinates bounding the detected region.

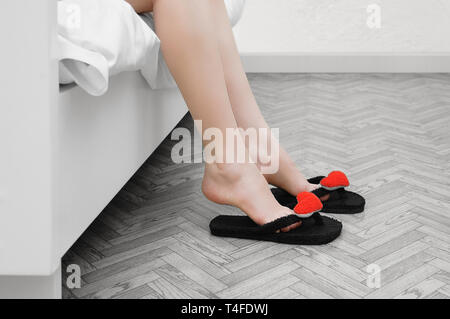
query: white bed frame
[{"left": 0, "top": 0, "right": 187, "bottom": 298}]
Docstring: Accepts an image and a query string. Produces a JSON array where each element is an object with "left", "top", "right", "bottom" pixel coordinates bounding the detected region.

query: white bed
[{"left": 0, "top": 0, "right": 187, "bottom": 298}]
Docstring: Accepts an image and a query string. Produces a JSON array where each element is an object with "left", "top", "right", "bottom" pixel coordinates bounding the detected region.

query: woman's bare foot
[{"left": 202, "top": 162, "right": 301, "bottom": 232}]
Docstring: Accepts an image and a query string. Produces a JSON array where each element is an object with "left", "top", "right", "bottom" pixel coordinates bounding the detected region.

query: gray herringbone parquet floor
[{"left": 62, "top": 74, "right": 450, "bottom": 299}]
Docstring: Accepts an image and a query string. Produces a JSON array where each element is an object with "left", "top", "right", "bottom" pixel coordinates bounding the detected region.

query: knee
[{"left": 126, "top": 0, "right": 155, "bottom": 13}]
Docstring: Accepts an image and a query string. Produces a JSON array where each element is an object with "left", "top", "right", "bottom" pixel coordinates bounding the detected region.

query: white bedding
[{"left": 58, "top": 0, "right": 246, "bottom": 96}]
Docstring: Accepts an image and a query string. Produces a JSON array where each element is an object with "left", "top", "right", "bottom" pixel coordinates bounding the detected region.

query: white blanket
[{"left": 58, "top": 0, "right": 246, "bottom": 96}]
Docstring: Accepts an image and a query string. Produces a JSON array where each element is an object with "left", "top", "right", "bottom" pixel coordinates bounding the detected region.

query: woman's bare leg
[
  {"left": 134, "top": 0, "right": 300, "bottom": 230},
  {"left": 208, "top": 0, "right": 325, "bottom": 198}
]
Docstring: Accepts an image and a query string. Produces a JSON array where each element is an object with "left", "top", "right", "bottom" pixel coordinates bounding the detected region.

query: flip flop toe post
[
  {"left": 312, "top": 171, "right": 365, "bottom": 214},
  {"left": 320, "top": 171, "right": 349, "bottom": 190},
  {"left": 294, "top": 191, "right": 323, "bottom": 217}
]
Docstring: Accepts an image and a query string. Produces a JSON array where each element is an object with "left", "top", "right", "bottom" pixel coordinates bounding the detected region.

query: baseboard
[{"left": 240, "top": 52, "right": 450, "bottom": 73}]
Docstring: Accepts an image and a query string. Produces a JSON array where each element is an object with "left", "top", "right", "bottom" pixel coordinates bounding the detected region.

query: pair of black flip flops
[{"left": 209, "top": 171, "right": 365, "bottom": 245}]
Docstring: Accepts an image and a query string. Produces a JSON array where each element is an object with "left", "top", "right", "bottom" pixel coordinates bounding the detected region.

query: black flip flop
[
  {"left": 271, "top": 171, "right": 365, "bottom": 214},
  {"left": 209, "top": 192, "right": 342, "bottom": 245}
]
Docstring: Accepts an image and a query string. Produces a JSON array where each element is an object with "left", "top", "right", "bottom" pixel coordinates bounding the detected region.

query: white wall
[{"left": 234, "top": 0, "right": 450, "bottom": 53}]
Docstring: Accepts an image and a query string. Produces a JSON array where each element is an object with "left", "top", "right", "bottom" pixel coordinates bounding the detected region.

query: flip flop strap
[
  {"left": 312, "top": 187, "right": 345, "bottom": 200},
  {"left": 256, "top": 213, "right": 323, "bottom": 234}
]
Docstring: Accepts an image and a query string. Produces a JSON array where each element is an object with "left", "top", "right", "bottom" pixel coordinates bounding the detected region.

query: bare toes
[{"left": 281, "top": 221, "right": 302, "bottom": 232}]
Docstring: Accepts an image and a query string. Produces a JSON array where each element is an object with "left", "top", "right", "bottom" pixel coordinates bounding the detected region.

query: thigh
[{"left": 125, "top": 0, "right": 155, "bottom": 13}]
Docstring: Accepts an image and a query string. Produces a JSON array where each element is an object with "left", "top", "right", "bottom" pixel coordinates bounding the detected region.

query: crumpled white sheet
[{"left": 58, "top": 0, "right": 246, "bottom": 96}]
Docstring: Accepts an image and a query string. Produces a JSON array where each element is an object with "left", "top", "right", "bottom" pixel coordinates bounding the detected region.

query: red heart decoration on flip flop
[
  {"left": 294, "top": 192, "right": 323, "bottom": 216},
  {"left": 320, "top": 171, "right": 349, "bottom": 189}
]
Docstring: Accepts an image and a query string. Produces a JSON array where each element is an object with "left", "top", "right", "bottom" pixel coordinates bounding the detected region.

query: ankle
[
  {"left": 202, "top": 162, "right": 244, "bottom": 204},
  {"left": 206, "top": 162, "right": 245, "bottom": 182}
]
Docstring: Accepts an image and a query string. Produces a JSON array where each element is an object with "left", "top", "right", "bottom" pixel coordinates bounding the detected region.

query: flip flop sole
[
  {"left": 209, "top": 215, "right": 342, "bottom": 245},
  {"left": 321, "top": 191, "right": 365, "bottom": 214}
]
